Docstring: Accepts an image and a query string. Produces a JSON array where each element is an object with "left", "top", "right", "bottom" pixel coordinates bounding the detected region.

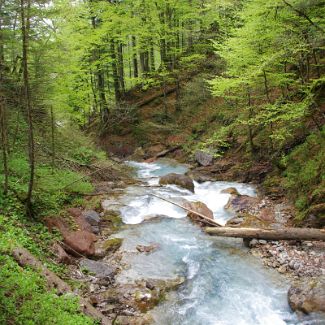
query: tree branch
[{"left": 282, "top": 0, "right": 325, "bottom": 34}]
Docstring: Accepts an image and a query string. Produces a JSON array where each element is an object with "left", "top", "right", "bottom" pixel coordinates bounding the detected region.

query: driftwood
[
  {"left": 205, "top": 227, "right": 325, "bottom": 241},
  {"left": 12, "top": 247, "right": 111, "bottom": 325},
  {"left": 150, "top": 193, "right": 222, "bottom": 227}
]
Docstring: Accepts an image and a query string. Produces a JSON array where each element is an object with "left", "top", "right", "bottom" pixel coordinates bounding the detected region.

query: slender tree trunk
[
  {"left": 263, "top": 70, "right": 271, "bottom": 103},
  {"left": 21, "top": 0, "right": 35, "bottom": 217},
  {"left": 110, "top": 39, "right": 121, "bottom": 102},
  {"left": 313, "top": 49, "right": 321, "bottom": 78},
  {"left": 50, "top": 106, "right": 55, "bottom": 173},
  {"left": 0, "top": 6, "right": 8, "bottom": 195},
  {"left": 0, "top": 95, "right": 9, "bottom": 195},
  {"left": 163, "top": 78, "right": 168, "bottom": 119},
  {"left": 132, "top": 36, "right": 138, "bottom": 78},
  {"left": 246, "top": 89, "right": 255, "bottom": 156},
  {"left": 150, "top": 41, "right": 155, "bottom": 71},
  {"left": 117, "top": 42, "right": 125, "bottom": 95},
  {"left": 175, "top": 75, "right": 181, "bottom": 112}
]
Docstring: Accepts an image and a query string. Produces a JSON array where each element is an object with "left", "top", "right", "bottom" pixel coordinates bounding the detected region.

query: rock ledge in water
[{"left": 159, "top": 173, "right": 194, "bottom": 192}]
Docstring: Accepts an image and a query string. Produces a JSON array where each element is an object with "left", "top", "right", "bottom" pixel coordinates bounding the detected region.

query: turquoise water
[{"left": 112, "top": 159, "right": 324, "bottom": 325}]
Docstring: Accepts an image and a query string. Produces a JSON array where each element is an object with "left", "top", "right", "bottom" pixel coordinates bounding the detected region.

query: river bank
[{"left": 50, "top": 157, "right": 324, "bottom": 324}]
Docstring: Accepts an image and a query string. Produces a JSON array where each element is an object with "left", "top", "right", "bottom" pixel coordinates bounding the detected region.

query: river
[{"left": 107, "top": 159, "right": 323, "bottom": 325}]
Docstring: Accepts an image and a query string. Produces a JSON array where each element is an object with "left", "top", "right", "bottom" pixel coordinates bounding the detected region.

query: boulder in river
[
  {"left": 159, "top": 173, "right": 195, "bottom": 192},
  {"left": 288, "top": 278, "right": 325, "bottom": 314},
  {"left": 195, "top": 150, "right": 213, "bottom": 167},
  {"left": 221, "top": 187, "right": 239, "bottom": 195},
  {"left": 184, "top": 201, "right": 214, "bottom": 226}
]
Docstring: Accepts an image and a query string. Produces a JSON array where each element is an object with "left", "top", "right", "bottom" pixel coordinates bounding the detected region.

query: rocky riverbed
[{"left": 47, "top": 158, "right": 325, "bottom": 324}]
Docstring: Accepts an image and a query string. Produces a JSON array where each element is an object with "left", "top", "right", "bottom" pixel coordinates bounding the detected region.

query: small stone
[
  {"left": 249, "top": 239, "right": 258, "bottom": 247},
  {"left": 146, "top": 281, "right": 155, "bottom": 290},
  {"left": 259, "top": 240, "right": 267, "bottom": 245},
  {"left": 278, "top": 265, "right": 287, "bottom": 274}
]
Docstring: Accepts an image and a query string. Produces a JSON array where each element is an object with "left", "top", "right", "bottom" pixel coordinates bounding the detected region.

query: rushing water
[{"left": 111, "top": 159, "right": 323, "bottom": 325}]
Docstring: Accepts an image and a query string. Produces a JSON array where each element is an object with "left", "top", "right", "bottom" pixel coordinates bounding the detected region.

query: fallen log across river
[{"left": 205, "top": 227, "right": 325, "bottom": 241}]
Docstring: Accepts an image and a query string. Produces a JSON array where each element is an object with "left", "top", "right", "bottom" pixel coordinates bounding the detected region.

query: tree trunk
[
  {"left": 247, "top": 89, "right": 255, "bottom": 156},
  {"left": 205, "top": 227, "right": 325, "bottom": 241},
  {"left": 21, "top": 0, "right": 35, "bottom": 217},
  {"left": 0, "top": 95, "right": 9, "bottom": 195},
  {"left": 50, "top": 106, "right": 55, "bottom": 173},
  {"left": 150, "top": 41, "right": 155, "bottom": 71},
  {"left": 132, "top": 36, "right": 138, "bottom": 78},
  {"left": 117, "top": 42, "right": 125, "bottom": 95},
  {"left": 110, "top": 40, "right": 121, "bottom": 102}
]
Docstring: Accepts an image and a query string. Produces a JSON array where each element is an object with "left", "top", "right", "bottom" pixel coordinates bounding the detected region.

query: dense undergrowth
[{"left": 0, "top": 116, "right": 110, "bottom": 324}]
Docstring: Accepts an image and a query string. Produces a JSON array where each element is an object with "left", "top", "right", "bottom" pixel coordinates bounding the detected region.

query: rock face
[
  {"left": 159, "top": 173, "right": 195, "bottom": 192},
  {"left": 195, "top": 150, "right": 213, "bottom": 167},
  {"left": 288, "top": 278, "right": 325, "bottom": 314},
  {"left": 184, "top": 201, "right": 214, "bottom": 225}
]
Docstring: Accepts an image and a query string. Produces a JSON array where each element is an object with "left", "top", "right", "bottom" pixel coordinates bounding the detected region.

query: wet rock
[
  {"left": 145, "top": 281, "right": 155, "bottom": 290},
  {"left": 103, "top": 238, "right": 123, "bottom": 252},
  {"left": 225, "top": 195, "right": 259, "bottom": 213},
  {"left": 136, "top": 243, "right": 159, "bottom": 254},
  {"left": 184, "top": 201, "right": 214, "bottom": 225},
  {"left": 159, "top": 173, "right": 195, "bottom": 192},
  {"left": 114, "top": 315, "right": 153, "bottom": 325},
  {"left": 248, "top": 239, "right": 258, "bottom": 247},
  {"left": 95, "top": 238, "right": 123, "bottom": 258},
  {"left": 221, "top": 187, "right": 239, "bottom": 195},
  {"left": 226, "top": 216, "right": 244, "bottom": 227},
  {"left": 79, "top": 258, "right": 117, "bottom": 279},
  {"left": 195, "top": 150, "right": 213, "bottom": 167},
  {"left": 288, "top": 278, "right": 325, "bottom": 314}
]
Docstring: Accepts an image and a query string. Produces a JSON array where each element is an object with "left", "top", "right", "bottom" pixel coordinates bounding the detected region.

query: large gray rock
[
  {"left": 82, "top": 210, "right": 100, "bottom": 226},
  {"left": 79, "top": 258, "right": 117, "bottom": 279},
  {"left": 288, "top": 278, "right": 325, "bottom": 314},
  {"left": 159, "top": 173, "right": 194, "bottom": 192},
  {"left": 195, "top": 150, "right": 213, "bottom": 166},
  {"left": 82, "top": 210, "right": 100, "bottom": 234}
]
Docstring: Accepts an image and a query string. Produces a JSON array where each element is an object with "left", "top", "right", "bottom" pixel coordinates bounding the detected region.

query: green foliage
[
  {"left": 0, "top": 256, "right": 93, "bottom": 325},
  {"left": 209, "top": 0, "right": 325, "bottom": 155},
  {"left": 0, "top": 199, "right": 94, "bottom": 324},
  {"left": 279, "top": 127, "right": 325, "bottom": 217}
]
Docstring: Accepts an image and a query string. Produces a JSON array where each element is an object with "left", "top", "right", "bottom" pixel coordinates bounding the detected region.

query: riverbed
[{"left": 108, "top": 159, "right": 323, "bottom": 325}]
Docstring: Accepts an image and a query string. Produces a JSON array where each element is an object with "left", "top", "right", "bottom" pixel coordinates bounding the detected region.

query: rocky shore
[{"left": 45, "top": 155, "right": 325, "bottom": 323}]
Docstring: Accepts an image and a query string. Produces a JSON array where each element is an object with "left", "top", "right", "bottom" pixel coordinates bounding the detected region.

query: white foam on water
[{"left": 112, "top": 160, "right": 323, "bottom": 325}]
